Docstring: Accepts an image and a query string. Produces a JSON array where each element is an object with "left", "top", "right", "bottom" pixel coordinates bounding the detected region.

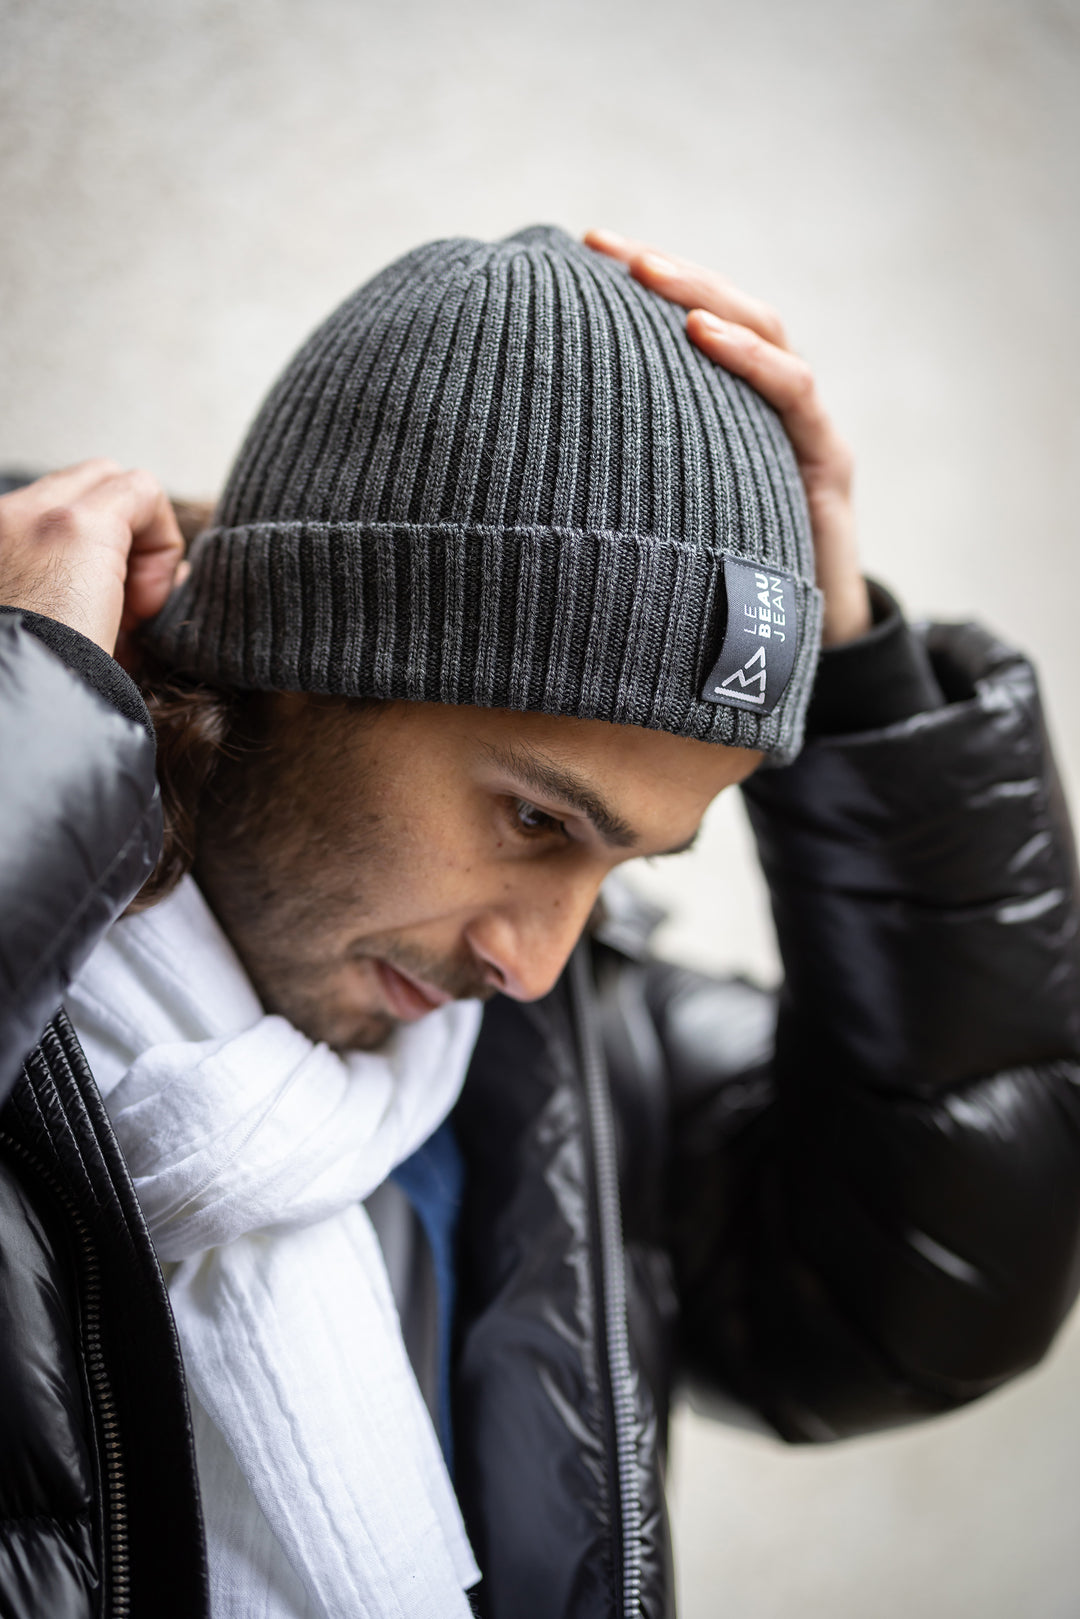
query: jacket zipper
[
  {"left": 0, "top": 1130, "right": 132, "bottom": 1617},
  {"left": 570, "top": 947, "right": 642, "bottom": 1618}
]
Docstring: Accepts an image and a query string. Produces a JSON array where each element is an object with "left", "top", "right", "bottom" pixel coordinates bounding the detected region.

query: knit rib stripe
[
  {"left": 504, "top": 263, "right": 541, "bottom": 525},
  {"left": 479, "top": 256, "right": 532, "bottom": 527},
  {"left": 400, "top": 279, "right": 478, "bottom": 524},
  {"left": 549, "top": 254, "right": 585, "bottom": 531},
  {"left": 452, "top": 260, "right": 511, "bottom": 523},
  {"left": 571, "top": 257, "right": 614, "bottom": 534},
  {"left": 589, "top": 267, "right": 644, "bottom": 537}
]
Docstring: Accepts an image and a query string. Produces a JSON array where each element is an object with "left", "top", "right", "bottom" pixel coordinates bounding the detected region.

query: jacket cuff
[
  {"left": 0, "top": 605, "right": 154, "bottom": 742},
  {"left": 806, "top": 580, "right": 944, "bottom": 738}
]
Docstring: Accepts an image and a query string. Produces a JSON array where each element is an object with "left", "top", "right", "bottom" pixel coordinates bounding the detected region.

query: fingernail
[
  {"left": 586, "top": 227, "right": 627, "bottom": 249},
  {"left": 174, "top": 560, "right": 191, "bottom": 588},
  {"left": 640, "top": 252, "right": 678, "bottom": 278},
  {"left": 694, "top": 310, "right": 735, "bottom": 336}
]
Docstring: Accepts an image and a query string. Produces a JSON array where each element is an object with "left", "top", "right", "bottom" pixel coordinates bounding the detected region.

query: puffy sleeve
[{"left": 0, "top": 608, "right": 161, "bottom": 1099}]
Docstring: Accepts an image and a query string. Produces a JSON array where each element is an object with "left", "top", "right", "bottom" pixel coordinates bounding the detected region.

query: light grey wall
[{"left": 3, "top": 0, "right": 1079, "bottom": 1612}]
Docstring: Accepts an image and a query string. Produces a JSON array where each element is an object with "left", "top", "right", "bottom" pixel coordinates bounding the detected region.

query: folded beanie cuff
[{"left": 145, "top": 520, "right": 823, "bottom": 764}]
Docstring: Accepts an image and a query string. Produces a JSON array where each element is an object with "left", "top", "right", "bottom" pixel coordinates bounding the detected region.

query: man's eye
[{"left": 512, "top": 799, "right": 567, "bottom": 838}]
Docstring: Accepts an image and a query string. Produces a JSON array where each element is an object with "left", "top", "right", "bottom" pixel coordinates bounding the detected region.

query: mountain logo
[{"left": 714, "top": 645, "right": 767, "bottom": 705}]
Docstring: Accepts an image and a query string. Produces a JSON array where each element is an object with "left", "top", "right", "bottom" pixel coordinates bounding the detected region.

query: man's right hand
[{"left": 0, "top": 460, "right": 187, "bottom": 661}]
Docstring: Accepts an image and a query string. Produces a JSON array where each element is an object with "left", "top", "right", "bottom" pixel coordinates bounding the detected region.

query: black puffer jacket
[{"left": 2, "top": 605, "right": 1079, "bottom": 1619}]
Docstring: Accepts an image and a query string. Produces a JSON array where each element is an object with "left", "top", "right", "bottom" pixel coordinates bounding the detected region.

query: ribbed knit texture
[{"left": 146, "top": 225, "right": 822, "bottom": 762}]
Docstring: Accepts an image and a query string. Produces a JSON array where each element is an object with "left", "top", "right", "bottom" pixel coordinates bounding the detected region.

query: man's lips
[{"left": 373, "top": 958, "right": 453, "bottom": 1022}]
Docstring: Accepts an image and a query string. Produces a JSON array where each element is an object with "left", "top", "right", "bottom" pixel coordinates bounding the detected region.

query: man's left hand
[{"left": 584, "top": 230, "right": 871, "bottom": 647}]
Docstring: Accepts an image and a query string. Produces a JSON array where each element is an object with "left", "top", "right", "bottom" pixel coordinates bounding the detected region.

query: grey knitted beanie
[{"left": 146, "top": 225, "right": 822, "bottom": 763}]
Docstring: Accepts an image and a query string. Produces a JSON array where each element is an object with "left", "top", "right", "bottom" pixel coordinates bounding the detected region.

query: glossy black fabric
[
  {"left": 0, "top": 1019, "right": 209, "bottom": 1619},
  {"left": 0, "top": 607, "right": 156, "bottom": 741},
  {"left": 0, "top": 613, "right": 202, "bottom": 1617},
  {"left": 2, "top": 617, "right": 1080, "bottom": 1618},
  {"left": 0, "top": 614, "right": 161, "bottom": 1099},
  {"left": 450, "top": 622, "right": 1080, "bottom": 1616}
]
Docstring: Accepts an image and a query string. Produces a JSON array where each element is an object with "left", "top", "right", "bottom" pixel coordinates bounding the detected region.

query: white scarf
[{"left": 66, "top": 876, "right": 482, "bottom": 1619}]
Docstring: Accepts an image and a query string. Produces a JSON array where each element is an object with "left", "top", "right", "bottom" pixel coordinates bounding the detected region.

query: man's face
[{"left": 194, "top": 696, "right": 761, "bottom": 1050}]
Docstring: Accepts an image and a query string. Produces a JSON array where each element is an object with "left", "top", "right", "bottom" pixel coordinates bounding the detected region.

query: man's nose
[{"left": 465, "top": 878, "right": 602, "bottom": 1003}]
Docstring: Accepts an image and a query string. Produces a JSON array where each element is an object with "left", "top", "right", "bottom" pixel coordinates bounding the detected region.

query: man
[{"left": 1, "top": 224, "right": 1079, "bottom": 1619}]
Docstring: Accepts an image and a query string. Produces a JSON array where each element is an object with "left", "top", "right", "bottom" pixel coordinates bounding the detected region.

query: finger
[
  {"left": 5, "top": 458, "right": 124, "bottom": 509},
  {"left": 123, "top": 501, "right": 187, "bottom": 624},
  {"left": 77, "top": 469, "right": 186, "bottom": 624},
  {"left": 633, "top": 255, "right": 788, "bottom": 349},
  {"left": 685, "top": 310, "right": 839, "bottom": 471},
  {"left": 116, "top": 565, "right": 189, "bottom": 663},
  {"left": 587, "top": 230, "right": 866, "bottom": 641},
  {"left": 583, "top": 227, "right": 644, "bottom": 266},
  {"left": 585, "top": 230, "right": 789, "bottom": 350}
]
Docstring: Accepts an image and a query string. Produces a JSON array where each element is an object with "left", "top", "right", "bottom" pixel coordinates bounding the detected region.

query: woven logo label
[{"left": 701, "top": 557, "right": 798, "bottom": 716}]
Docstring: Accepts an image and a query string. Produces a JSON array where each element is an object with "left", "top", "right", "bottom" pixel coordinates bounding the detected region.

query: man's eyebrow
[{"left": 482, "top": 742, "right": 639, "bottom": 849}]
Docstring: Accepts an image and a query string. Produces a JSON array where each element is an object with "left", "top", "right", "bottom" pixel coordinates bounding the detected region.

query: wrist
[
  {"left": 0, "top": 571, "right": 119, "bottom": 657},
  {"left": 821, "top": 577, "right": 872, "bottom": 647},
  {"left": 806, "top": 580, "right": 945, "bottom": 737}
]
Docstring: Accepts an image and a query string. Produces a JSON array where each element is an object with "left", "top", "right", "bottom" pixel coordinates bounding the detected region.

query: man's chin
[
  {"left": 336, "top": 1014, "right": 399, "bottom": 1054},
  {"left": 264, "top": 992, "right": 400, "bottom": 1054},
  {"left": 321, "top": 1010, "right": 400, "bottom": 1054}
]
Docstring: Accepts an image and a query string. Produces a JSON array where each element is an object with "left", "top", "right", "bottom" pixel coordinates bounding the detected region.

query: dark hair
[
  {"left": 124, "top": 498, "right": 235, "bottom": 911},
  {"left": 128, "top": 664, "right": 242, "bottom": 913}
]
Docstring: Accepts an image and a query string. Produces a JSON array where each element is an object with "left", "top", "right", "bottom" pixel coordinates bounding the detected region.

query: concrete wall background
[{"left": 3, "top": 0, "right": 1079, "bottom": 1612}]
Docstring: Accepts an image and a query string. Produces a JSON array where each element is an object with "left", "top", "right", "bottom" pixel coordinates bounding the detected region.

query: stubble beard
[
  {"left": 191, "top": 699, "right": 491, "bottom": 1052},
  {"left": 195, "top": 826, "right": 396, "bottom": 1050},
  {"left": 199, "top": 847, "right": 492, "bottom": 1052}
]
